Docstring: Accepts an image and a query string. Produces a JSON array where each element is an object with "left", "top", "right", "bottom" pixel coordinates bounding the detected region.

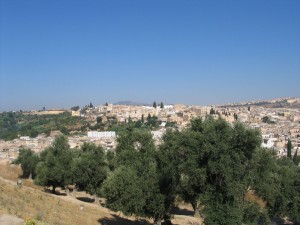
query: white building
[{"left": 87, "top": 131, "right": 116, "bottom": 139}]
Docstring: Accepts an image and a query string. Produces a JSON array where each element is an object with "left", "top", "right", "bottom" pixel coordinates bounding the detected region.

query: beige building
[{"left": 71, "top": 110, "right": 80, "bottom": 116}]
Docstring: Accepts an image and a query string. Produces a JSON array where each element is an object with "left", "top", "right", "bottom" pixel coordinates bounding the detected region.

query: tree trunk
[
  {"left": 154, "top": 218, "right": 162, "bottom": 225},
  {"left": 94, "top": 195, "right": 100, "bottom": 206},
  {"left": 73, "top": 187, "right": 77, "bottom": 198},
  {"left": 163, "top": 218, "right": 173, "bottom": 225},
  {"left": 191, "top": 202, "right": 200, "bottom": 218},
  {"left": 163, "top": 214, "right": 173, "bottom": 225},
  {"left": 65, "top": 185, "right": 70, "bottom": 196},
  {"left": 52, "top": 186, "right": 56, "bottom": 194}
]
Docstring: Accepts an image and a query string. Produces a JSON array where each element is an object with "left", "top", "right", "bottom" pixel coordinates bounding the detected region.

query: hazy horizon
[{"left": 1, "top": 0, "right": 299, "bottom": 112}]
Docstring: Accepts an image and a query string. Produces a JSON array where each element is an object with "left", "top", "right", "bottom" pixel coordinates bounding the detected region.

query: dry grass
[
  {"left": 0, "top": 177, "right": 202, "bottom": 225},
  {"left": 0, "top": 178, "right": 115, "bottom": 225},
  {"left": 0, "top": 162, "right": 22, "bottom": 181},
  {"left": 0, "top": 162, "right": 202, "bottom": 225}
]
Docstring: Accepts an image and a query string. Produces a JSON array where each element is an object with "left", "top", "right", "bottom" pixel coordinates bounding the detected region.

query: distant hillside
[
  {"left": 113, "top": 101, "right": 150, "bottom": 106},
  {"left": 221, "top": 97, "right": 300, "bottom": 109}
]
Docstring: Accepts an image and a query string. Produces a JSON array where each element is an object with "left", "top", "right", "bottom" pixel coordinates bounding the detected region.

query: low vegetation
[
  {"left": 0, "top": 110, "right": 169, "bottom": 141},
  {"left": 0, "top": 112, "right": 87, "bottom": 140}
]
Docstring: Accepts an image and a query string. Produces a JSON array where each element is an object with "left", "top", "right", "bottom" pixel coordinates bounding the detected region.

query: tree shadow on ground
[
  {"left": 44, "top": 189, "right": 67, "bottom": 196},
  {"left": 171, "top": 206, "right": 194, "bottom": 216},
  {"left": 270, "top": 217, "right": 298, "bottom": 225},
  {"left": 98, "top": 215, "right": 150, "bottom": 225},
  {"left": 76, "top": 196, "right": 95, "bottom": 203}
]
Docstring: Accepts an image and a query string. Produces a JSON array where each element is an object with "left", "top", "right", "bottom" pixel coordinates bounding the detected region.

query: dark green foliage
[
  {"left": 157, "top": 130, "right": 182, "bottom": 220},
  {"left": 96, "top": 116, "right": 102, "bottom": 124},
  {"left": 71, "top": 106, "right": 80, "bottom": 111},
  {"left": 293, "top": 149, "right": 299, "bottom": 165},
  {"left": 160, "top": 102, "right": 164, "bottom": 108},
  {"left": 141, "top": 114, "right": 144, "bottom": 124},
  {"left": 128, "top": 116, "right": 133, "bottom": 124},
  {"left": 287, "top": 139, "right": 292, "bottom": 158},
  {"left": 0, "top": 112, "right": 86, "bottom": 141},
  {"left": 153, "top": 101, "right": 157, "bottom": 108},
  {"left": 102, "top": 129, "right": 166, "bottom": 223},
  {"left": 13, "top": 148, "right": 39, "bottom": 179},
  {"left": 35, "top": 135, "right": 73, "bottom": 192},
  {"left": 165, "top": 121, "right": 176, "bottom": 128},
  {"left": 71, "top": 142, "right": 108, "bottom": 195},
  {"left": 261, "top": 116, "right": 275, "bottom": 124},
  {"left": 234, "top": 112, "right": 238, "bottom": 120},
  {"left": 106, "top": 150, "right": 116, "bottom": 171},
  {"left": 0, "top": 112, "right": 18, "bottom": 140},
  {"left": 146, "top": 114, "right": 159, "bottom": 128},
  {"left": 251, "top": 148, "right": 300, "bottom": 223},
  {"left": 162, "top": 117, "right": 265, "bottom": 224}
]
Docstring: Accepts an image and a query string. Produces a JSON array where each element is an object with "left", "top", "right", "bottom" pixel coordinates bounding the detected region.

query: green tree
[
  {"left": 134, "top": 120, "right": 142, "bottom": 128},
  {"left": 165, "top": 117, "right": 265, "bottom": 224},
  {"left": 71, "top": 143, "right": 108, "bottom": 203},
  {"left": 96, "top": 116, "right": 102, "bottom": 124},
  {"left": 293, "top": 149, "right": 299, "bottom": 165},
  {"left": 141, "top": 114, "right": 144, "bottom": 124},
  {"left": 13, "top": 148, "right": 39, "bottom": 179},
  {"left": 157, "top": 130, "right": 182, "bottom": 222},
  {"left": 106, "top": 150, "right": 116, "bottom": 171},
  {"left": 71, "top": 106, "right": 80, "bottom": 111},
  {"left": 147, "top": 113, "right": 152, "bottom": 123},
  {"left": 35, "top": 135, "right": 73, "bottom": 193},
  {"left": 234, "top": 112, "right": 238, "bottom": 120},
  {"left": 128, "top": 116, "right": 133, "bottom": 124},
  {"left": 153, "top": 101, "right": 157, "bottom": 108},
  {"left": 287, "top": 139, "right": 292, "bottom": 158},
  {"left": 146, "top": 114, "right": 159, "bottom": 128},
  {"left": 160, "top": 102, "right": 164, "bottom": 108},
  {"left": 253, "top": 153, "right": 300, "bottom": 223},
  {"left": 262, "top": 116, "right": 270, "bottom": 123},
  {"left": 101, "top": 129, "right": 166, "bottom": 224}
]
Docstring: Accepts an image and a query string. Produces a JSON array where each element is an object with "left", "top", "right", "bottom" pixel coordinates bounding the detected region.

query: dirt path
[{"left": 0, "top": 214, "right": 24, "bottom": 225}]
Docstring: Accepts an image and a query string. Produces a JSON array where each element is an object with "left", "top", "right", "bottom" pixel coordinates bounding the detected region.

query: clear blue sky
[{"left": 1, "top": 0, "right": 299, "bottom": 111}]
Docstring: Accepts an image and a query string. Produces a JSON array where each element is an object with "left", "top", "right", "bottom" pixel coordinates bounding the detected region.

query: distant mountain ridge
[{"left": 113, "top": 101, "right": 150, "bottom": 106}]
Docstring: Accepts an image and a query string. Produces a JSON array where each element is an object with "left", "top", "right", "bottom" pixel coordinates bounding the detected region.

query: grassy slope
[{"left": 0, "top": 162, "right": 202, "bottom": 225}]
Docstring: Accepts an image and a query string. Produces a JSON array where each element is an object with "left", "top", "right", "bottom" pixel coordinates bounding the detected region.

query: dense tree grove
[
  {"left": 13, "top": 117, "right": 300, "bottom": 225},
  {"left": 0, "top": 112, "right": 86, "bottom": 140}
]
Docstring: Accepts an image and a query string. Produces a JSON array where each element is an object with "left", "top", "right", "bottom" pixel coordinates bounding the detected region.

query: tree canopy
[
  {"left": 71, "top": 142, "right": 108, "bottom": 196},
  {"left": 101, "top": 129, "right": 166, "bottom": 224},
  {"left": 35, "top": 135, "right": 73, "bottom": 193},
  {"left": 13, "top": 147, "right": 39, "bottom": 179}
]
